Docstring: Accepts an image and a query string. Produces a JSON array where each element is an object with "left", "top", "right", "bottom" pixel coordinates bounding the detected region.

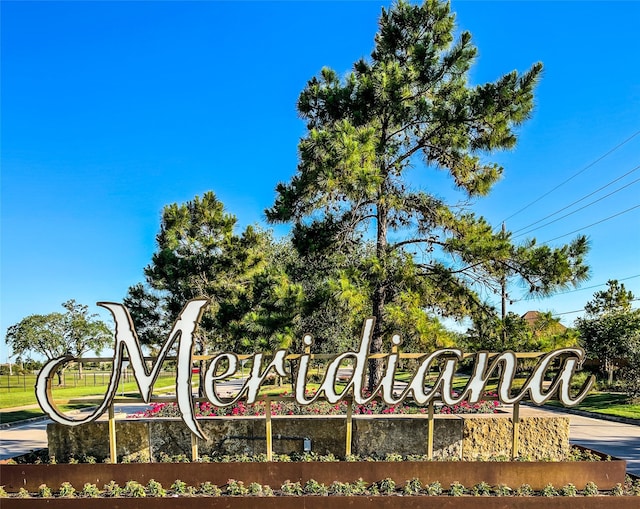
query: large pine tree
[{"left": 267, "top": 0, "right": 588, "bottom": 388}]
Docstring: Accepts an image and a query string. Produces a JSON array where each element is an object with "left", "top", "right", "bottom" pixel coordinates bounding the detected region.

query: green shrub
[
  {"left": 351, "top": 478, "right": 368, "bottom": 495},
  {"left": 376, "top": 477, "right": 396, "bottom": 495},
  {"left": 318, "top": 453, "right": 338, "bottom": 462},
  {"left": 541, "top": 483, "right": 557, "bottom": 497},
  {"left": 171, "top": 479, "right": 188, "bottom": 495},
  {"left": 103, "top": 481, "right": 122, "bottom": 497},
  {"left": 227, "top": 479, "right": 249, "bottom": 496},
  {"left": 450, "top": 481, "right": 465, "bottom": 496},
  {"left": 262, "top": 485, "right": 275, "bottom": 496},
  {"left": 569, "top": 447, "right": 601, "bottom": 462},
  {"left": 560, "top": 483, "right": 577, "bottom": 496},
  {"left": 472, "top": 481, "right": 491, "bottom": 496},
  {"left": 248, "top": 482, "right": 263, "bottom": 495},
  {"left": 494, "top": 484, "right": 512, "bottom": 496},
  {"left": 199, "top": 482, "right": 221, "bottom": 496},
  {"left": 146, "top": 479, "right": 166, "bottom": 497},
  {"left": 17, "top": 488, "right": 30, "bottom": 498},
  {"left": 281, "top": 480, "right": 303, "bottom": 495},
  {"left": 81, "top": 483, "right": 101, "bottom": 498},
  {"left": 426, "top": 481, "right": 442, "bottom": 496},
  {"left": 329, "top": 481, "right": 355, "bottom": 495},
  {"left": 38, "top": 484, "right": 52, "bottom": 498},
  {"left": 291, "top": 452, "right": 316, "bottom": 462},
  {"left": 404, "top": 477, "right": 422, "bottom": 495},
  {"left": 0, "top": 486, "right": 7, "bottom": 498},
  {"left": 123, "top": 480, "right": 146, "bottom": 497},
  {"left": 304, "top": 479, "right": 329, "bottom": 495},
  {"left": 516, "top": 484, "right": 533, "bottom": 496},
  {"left": 612, "top": 483, "right": 625, "bottom": 496},
  {"left": 583, "top": 481, "right": 598, "bottom": 496},
  {"left": 406, "top": 454, "right": 429, "bottom": 461},
  {"left": 59, "top": 482, "right": 76, "bottom": 498}
]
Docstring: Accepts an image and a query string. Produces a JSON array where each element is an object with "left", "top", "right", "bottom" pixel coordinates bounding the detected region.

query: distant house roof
[{"left": 521, "top": 310, "right": 567, "bottom": 333}]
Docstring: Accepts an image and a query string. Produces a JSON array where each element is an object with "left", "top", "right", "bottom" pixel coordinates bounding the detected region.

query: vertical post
[
  {"left": 511, "top": 401, "right": 520, "bottom": 460},
  {"left": 191, "top": 433, "right": 199, "bottom": 462},
  {"left": 108, "top": 404, "right": 117, "bottom": 464},
  {"left": 265, "top": 397, "right": 273, "bottom": 461},
  {"left": 345, "top": 397, "right": 353, "bottom": 457},
  {"left": 191, "top": 399, "right": 199, "bottom": 461},
  {"left": 427, "top": 400, "right": 435, "bottom": 460}
]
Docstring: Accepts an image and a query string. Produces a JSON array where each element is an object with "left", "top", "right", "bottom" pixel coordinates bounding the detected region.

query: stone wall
[{"left": 47, "top": 414, "right": 570, "bottom": 463}]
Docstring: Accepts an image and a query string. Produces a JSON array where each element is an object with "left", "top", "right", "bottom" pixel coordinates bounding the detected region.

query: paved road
[
  {"left": 1, "top": 402, "right": 638, "bottom": 475},
  {"left": 0, "top": 402, "right": 148, "bottom": 461}
]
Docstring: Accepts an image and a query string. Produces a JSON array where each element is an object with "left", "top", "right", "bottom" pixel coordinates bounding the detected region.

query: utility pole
[{"left": 501, "top": 222, "right": 508, "bottom": 348}]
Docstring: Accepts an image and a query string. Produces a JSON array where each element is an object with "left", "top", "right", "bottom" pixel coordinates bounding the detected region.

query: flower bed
[{"left": 127, "top": 394, "right": 500, "bottom": 419}]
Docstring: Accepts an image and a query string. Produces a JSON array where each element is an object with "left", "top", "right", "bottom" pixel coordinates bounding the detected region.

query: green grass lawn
[
  {"left": 548, "top": 392, "right": 640, "bottom": 420},
  {"left": 0, "top": 373, "right": 179, "bottom": 410}
]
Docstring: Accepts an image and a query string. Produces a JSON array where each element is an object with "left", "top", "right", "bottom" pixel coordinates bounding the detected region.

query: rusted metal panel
[
  {"left": 0, "top": 495, "right": 639, "bottom": 509},
  {"left": 0, "top": 459, "right": 626, "bottom": 493}
]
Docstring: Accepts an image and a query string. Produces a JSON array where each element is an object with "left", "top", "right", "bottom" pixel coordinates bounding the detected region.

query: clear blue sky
[{"left": 2, "top": 1, "right": 639, "bottom": 360}]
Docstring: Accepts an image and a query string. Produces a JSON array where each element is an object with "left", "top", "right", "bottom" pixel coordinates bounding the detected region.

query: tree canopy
[
  {"left": 583, "top": 279, "right": 634, "bottom": 316},
  {"left": 267, "top": 0, "right": 589, "bottom": 387},
  {"left": 465, "top": 310, "right": 578, "bottom": 353},
  {"left": 576, "top": 280, "right": 640, "bottom": 385},
  {"left": 125, "top": 191, "right": 302, "bottom": 355},
  {"left": 5, "top": 300, "right": 112, "bottom": 383}
]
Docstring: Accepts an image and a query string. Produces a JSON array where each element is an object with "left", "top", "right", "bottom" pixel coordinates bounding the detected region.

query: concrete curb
[
  {"left": 0, "top": 415, "right": 49, "bottom": 429},
  {"left": 0, "top": 406, "right": 99, "bottom": 430}
]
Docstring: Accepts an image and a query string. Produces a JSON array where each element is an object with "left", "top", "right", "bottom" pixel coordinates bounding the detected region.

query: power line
[
  {"left": 552, "top": 299, "right": 640, "bottom": 318},
  {"left": 502, "top": 130, "right": 640, "bottom": 223},
  {"left": 512, "top": 164, "right": 640, "bottom": 235},
  {"left": 542, "top": 204, "right": 640, "bottom": 243},
  {"left": 512, "top": 274, "right": 640, "bottom": 302},
  {"left": 553, "top": 309, "right": 588, "bottom": 317},
  {"left": 514, "top": 175, "right": 640, "bottom": 238}
]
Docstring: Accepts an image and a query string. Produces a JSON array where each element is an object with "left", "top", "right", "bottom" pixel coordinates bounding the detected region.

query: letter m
[{"left": 36, "top": 299, "right": 209, "bottom": 439}]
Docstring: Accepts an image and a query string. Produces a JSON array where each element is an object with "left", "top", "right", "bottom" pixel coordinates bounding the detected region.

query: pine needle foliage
[{"left": 267, "top": 0, "right": 588, "bottom": 388}]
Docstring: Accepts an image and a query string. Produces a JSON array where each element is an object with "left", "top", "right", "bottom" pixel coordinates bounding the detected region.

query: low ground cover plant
[
  {"left": 1, "top": 477, "right": 639, "bottom": 498},
  {"left": 1, "top": 446, "right": 608, "bottom": 465}
]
